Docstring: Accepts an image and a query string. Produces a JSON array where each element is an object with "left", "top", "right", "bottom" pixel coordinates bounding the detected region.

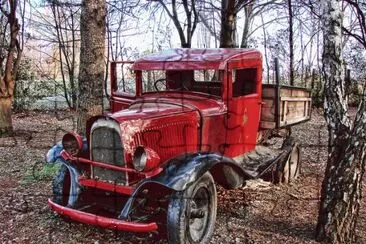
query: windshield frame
[{"left": 135, "top": 69, "right": 226, "bottom": 100}]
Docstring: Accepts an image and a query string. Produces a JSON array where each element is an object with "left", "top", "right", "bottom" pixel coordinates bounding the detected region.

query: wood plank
[
  {"left": 279, "top": 116, "right": 311, "bottom": 126},
  {"left": 283, "top": 100, "right": 288, "bottom": 122},
  {"left": 259, "top": 121, "right": 276, "bottom": 129},
  {"left": 262, "top": 87, "right": 276, "bottom": 98},
  {"left": 280, "top": 97, "right": 311, "bottom": 102},
  {"left": 280, "top": 88, "right": 310, "bottom": 97},
  {"left": 261, "top": 98, "right": 276, "bottom": 121},
  {"left": 261, "top": 84, "right": 312, "bottom": 129}
]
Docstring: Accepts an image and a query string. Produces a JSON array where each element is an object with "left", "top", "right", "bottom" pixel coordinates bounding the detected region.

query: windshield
[{"left": 140, "top": 69, "right": 223, "bottom": 97}]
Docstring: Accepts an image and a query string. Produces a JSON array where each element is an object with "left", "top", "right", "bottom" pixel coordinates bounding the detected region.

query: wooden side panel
[
  {"left": 261, "top": 98, "right": 276, "bottom": 122},
  {"left": 262, "top": 86, "right": 276, "bottom": 98},
  {"left": 260, "top": 85, "right": 311, "bottom": 129}
]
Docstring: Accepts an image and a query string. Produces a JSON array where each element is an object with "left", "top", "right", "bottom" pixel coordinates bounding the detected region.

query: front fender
[
  {"left": 144, "top": 153, "right": 248, "bottom": 191},
  {"left": 45, "top": 143, "right": 83, "bottom": 207},
  {"left": 119, "top": 153, "right": 249, "bottom": 220}
]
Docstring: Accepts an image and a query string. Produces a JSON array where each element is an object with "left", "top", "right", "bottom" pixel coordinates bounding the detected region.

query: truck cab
[
  {"left": 46, "top": 49, "right": 311, "bottom": 243},
  {"left": 110, "top": 49, "right": 263, "bottom": 158}
]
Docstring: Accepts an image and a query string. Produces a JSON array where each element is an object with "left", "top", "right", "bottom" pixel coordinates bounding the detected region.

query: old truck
[{"left": 46, "top": 49, "right": 311, "bottom": 243}]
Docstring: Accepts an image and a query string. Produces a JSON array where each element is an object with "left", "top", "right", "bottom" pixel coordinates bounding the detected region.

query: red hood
[
  {"left": 100, "top": 93, "right": 225, "bottom": 162},
  {"left": 102, "top": 93, "right": 226, "bottom": 159},
  {"left": 110, "top": 93, "right": 226, "bottom": 122}
]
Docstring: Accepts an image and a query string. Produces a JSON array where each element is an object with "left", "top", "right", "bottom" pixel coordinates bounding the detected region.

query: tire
[
  {"left": 167, "top": 172, "right": 217, "bottom": 244},
  {"left": 52, "top": 165, "right": 71, "bottom": 206},
  {"left": 281, "top": 143, "right": 301, "bottom": 184}
]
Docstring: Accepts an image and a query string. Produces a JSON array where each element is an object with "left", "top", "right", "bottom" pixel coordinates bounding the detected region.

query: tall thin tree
[{"left": 288, "top": 0, "right": 294, "bottom": 85}]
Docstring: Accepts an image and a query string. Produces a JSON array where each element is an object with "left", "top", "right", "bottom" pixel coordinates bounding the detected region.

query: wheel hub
[{"left": 188, "top": 187, "right": 210, "bottom": 242}]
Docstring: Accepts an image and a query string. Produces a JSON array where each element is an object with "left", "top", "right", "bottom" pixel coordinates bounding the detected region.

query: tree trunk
[
  {"left": 240, "top": 3, "right": 254, "bottom": 48},
  {"left": 0, "top": 97, "right": 13, "bottom": 136},
  {"left": 220, "top": 0, "right": 236, "bottom": 48},
  {"left": 0, "top": 0, "right": 22, "bottom": 136},
  {"left": 76, "top": 0, "right": 106, "bottom": 135},
  {"left": 316, "top": 0, "right": 366, "bottom": 243}
]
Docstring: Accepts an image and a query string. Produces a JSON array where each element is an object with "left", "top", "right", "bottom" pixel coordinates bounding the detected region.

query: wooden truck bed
[{"left": 260, "top": 84, "right": 311, "bottom": 129}]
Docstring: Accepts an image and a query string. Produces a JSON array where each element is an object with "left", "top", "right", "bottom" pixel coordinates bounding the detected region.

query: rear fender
[{"left": 119, "top": 153, "right": 250, "bottom": 219}]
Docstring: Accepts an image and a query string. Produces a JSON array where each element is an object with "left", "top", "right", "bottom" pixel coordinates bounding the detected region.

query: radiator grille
[{"left": 90, "top": 121, "right": 127, "bottom": 184}]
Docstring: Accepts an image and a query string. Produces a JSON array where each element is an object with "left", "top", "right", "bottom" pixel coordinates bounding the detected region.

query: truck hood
[
  {"left": 101, "top": 93, "right": 226, "bottom": 160},
  {"left": 110, "top": 93, "right": 226, "bottom": 123}
]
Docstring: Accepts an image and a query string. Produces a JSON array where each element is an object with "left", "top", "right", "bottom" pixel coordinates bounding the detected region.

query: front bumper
[{"left": 48, "top": 199, "right": 158, "bottom": 233}]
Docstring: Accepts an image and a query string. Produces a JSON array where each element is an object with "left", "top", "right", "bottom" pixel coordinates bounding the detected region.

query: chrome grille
[{"left": 90, "top": 119, "right": 127, "bottom": 184}]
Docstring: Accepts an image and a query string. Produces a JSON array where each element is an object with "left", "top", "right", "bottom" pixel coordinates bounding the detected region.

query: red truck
[{"left": 46, "top": 49, "right": 311, "bottom": 243}]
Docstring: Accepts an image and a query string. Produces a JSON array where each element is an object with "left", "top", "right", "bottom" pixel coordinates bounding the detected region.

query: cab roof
[{"left": 131, "top": 48, "right": 261, "bottom": 70}]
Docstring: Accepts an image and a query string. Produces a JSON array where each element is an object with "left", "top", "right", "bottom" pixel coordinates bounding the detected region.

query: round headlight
[
  {"left": 62, "top": 132, "right": 82, "bottom": 156},
  {"left": 133, "top": 146, "right": 161, "bottom": 172},
  {"left": 133, "top": 146, "right": 147, "bottom": 172}
]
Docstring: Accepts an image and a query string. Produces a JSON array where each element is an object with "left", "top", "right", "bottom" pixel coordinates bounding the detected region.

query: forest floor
[{"left": 0, "top": 108, "right": 365, "bottom": 243}]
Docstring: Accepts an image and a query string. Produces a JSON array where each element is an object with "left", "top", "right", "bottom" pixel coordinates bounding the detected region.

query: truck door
[
  {"left": 225, "top": 65, "right": 262, "bottom": 158},
  {"left": 110, "top": 61, "right": 136, "bottom": 112}
]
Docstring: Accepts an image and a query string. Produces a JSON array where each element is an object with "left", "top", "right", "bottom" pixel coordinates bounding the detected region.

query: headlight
[
  {"left": 45, "top": 143, "right": 63, "bottom": 163},
  {"left": 133, "top": 146, "right": 160, "bottom": 172},
  {"left": 62, "top": 132, "right": 83, "bottom": 156}
]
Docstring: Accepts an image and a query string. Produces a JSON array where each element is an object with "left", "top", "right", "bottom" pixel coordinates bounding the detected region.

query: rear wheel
[
  {"left": 167, "top": 172, "right": 217, "bottom": 244},
  {"left": 281, "top": 143, "right": 300, "bottom": 183}
]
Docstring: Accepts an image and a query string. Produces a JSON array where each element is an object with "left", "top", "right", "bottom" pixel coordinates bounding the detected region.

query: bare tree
[
  {"left": 0, "top": 0, "right": 24, "bottom": 136},
  {"left": 220, "top": 0, "right": 260, "bottom": 48},
  {"left": 149, "top": 0, "right": 199, "bottom": 48},
  {"left": 29, "top": 0, "right": 81, "bottom": 110},
  {"left": 76, "top": 0, "right": 106, "bottom": 134},
  {"left": 220, "top": 0, "right": 237, "bottom": 47},
  {"left": 239, "top": 0, "right": 277, "bottom": 48},
  {"left": 316, "top": 0, "right": 366, "bottom": 242},
  {"left": 342, "top": 0, "right": 366, "bottom": 49},
  {"left": 287, "top": 0, "right": 294, "bottom": 85},
  {"left": 49, "top": 0, "right": 80, "bottom": 109}
]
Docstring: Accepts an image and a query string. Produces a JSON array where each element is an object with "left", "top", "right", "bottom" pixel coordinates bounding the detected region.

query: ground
[{"left": 0, "top": 109, "right": 365, "bottom": 243}]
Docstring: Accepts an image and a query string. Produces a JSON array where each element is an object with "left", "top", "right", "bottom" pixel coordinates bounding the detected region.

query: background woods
[{"left": 0, "top": 0, "right": 366, "bottom": 243}]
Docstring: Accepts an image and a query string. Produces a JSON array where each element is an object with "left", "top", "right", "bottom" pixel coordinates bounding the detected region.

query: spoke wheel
[
  {"left": 167, "top": 172, "right": 217, "bottom": 244},
  {"left": 187, "top": 186, "right": 210, "bottom": 242},
  {"left": 282, "top": 143, "right": 300, "bottom": 184}
]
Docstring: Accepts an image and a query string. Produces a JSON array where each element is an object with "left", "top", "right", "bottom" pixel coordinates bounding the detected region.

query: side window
[
  {"left": 142, "top": 70, "right": 165, "bottom": 92},
  {"left": 114, "top": 63, "right": 136, "bottom": 96},
  {"left": 232, "top": 68, "right": 257, "bottom": 97},
  {"left": 190, "top": 70, "right": 222, "bottom": 96},
  {"left": 194, "top": 70, "right": 221, "bottom": 82}
]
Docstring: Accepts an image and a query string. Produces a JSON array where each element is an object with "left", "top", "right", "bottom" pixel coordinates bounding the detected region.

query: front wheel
[
  {"left": 167, "top": 172, "right": 217, "bottom": 244},
  {"left": 52, "top": 165, "right": 71, "bottom": 205}
]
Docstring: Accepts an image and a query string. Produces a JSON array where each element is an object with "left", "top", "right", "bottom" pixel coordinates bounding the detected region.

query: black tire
[
  {"left": 52, "top": 165, "right": 71, "bottom": 205},
  {"left": 167, "top": 172, "right": 217, "bottom": 244}
]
